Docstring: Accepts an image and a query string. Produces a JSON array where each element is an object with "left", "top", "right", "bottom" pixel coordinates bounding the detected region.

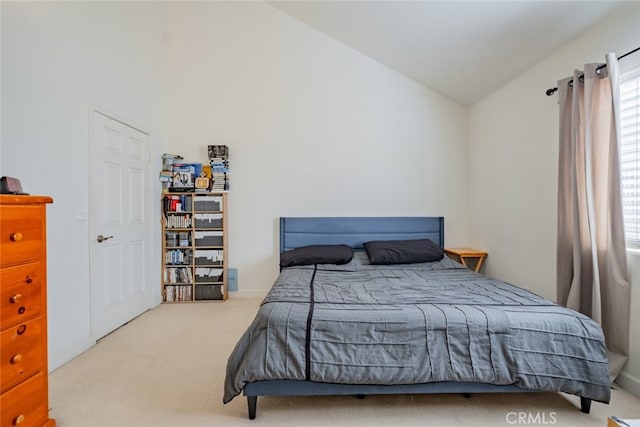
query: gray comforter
[{"left": 223, "top": 252, "right": 610, "bottom": 404}]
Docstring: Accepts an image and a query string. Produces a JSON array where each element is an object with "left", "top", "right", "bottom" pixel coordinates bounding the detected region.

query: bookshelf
[{"left": 161, "top": 192, "right": 228, "bottom": 302}]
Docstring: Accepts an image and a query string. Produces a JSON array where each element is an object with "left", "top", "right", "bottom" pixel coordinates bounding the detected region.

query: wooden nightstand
[
  {"left": 608, "top": 417, "right": 640, "bottom": 427},
  {"left": 445, "top": 247, "right": 488, "bottom": 272}
]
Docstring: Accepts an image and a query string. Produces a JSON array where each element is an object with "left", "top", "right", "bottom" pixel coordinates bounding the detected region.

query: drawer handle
[
  {"left": 10, "top": 232, "right": 23, "bottom": 242},
  {"left": 25, "top": 276, "right": 33, "bottom": 284},
  {"left": 17, "top": 324, "right": 27, "bottom": 335},
  {"left": 9, "top": 293, "right": 22, "bottom": 304},
  {"left": 18, "top": 306, "right": 26, "bottom": 315},
  {"left": 13, "top": 414, "right": 25, "bottom": 425},
  {"left": 10, "top": 353, "right": 23, "bottom": 364}
]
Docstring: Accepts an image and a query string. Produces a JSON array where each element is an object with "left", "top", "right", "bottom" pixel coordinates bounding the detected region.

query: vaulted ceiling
[{"left": 268, "top": 1, "right": 629, "bottom": 106}]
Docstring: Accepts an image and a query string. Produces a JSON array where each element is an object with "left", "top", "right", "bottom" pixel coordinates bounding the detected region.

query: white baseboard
[
  {"left": 48, "top": 335, "right": 94, "bottom": 372},
  {"left": 616, "top": 370, "right": 640, "bottom": 397},
  {"left": 229, "top": 289, "right": 268, "bottom": 299}
]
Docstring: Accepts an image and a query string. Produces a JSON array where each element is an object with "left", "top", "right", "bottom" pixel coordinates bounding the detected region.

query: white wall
[
  {"left": 468, "top": 2, "right": 640, "bottom": 396},
  {"left": 1, "top": 1, "right": 469, "bottom": 370},
  {"left": 1, "top": 2, "right": 169, "bottom": 370},
  {"left": 162, "top": 2, "right": 470, "bottom": 296}
]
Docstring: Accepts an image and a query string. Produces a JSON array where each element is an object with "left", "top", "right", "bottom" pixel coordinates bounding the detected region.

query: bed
[{"left": 223, "top": 217, "right": 610, "bottom": 419}]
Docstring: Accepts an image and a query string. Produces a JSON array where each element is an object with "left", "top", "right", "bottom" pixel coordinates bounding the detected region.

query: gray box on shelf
[
  {"left": 165, "top": 231, "right": 178, "bottom": 247},
  {"left": 194, "top": 249, "right": 224, "bottom": 265},
  {"left": 194, "top": 213, "right": 223, "bottom": 228},
  {"left": 194, "top": 196, "right": 221, "bottom": 212},
  {"left": 195, "top": 231, "right": 223, "bottom": 247},
  {"left": 195, "top": 284, "right": 223, "bottom": 300},
  {"left": 179, "top": 232, "right": 190, "bottom": 246},
  {"left": 195, "top": 267, "right": 223, "bottom": 283}
]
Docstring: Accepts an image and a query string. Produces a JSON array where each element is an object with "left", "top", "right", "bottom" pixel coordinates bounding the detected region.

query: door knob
[{"left": 97, "top": 235, "right": 114, "bottom": 243}]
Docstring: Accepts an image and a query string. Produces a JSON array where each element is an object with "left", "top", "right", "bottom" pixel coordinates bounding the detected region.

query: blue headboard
[{"left": 279, "top": 217, "right": 444, "bottom": 253}]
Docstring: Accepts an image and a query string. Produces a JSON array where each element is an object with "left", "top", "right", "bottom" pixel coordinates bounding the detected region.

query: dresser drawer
[
  {"left": 0, "top": 371, "right": 49, "bottom": 427},
  {"left": 0, "top": 206, "right": 44, "bottom": 267},
  {"left": 1, "top": 263, "right": 42, "bottom": 329},
  {"left": 1, "top": 317, "right": 44, "bottom": 393}
]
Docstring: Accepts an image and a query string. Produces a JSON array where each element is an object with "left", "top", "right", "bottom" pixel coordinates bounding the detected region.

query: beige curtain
[{"left": 556, "top": 53, "right": 630, "bottom": 381}]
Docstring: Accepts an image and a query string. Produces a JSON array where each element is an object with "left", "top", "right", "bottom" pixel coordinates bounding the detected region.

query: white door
[{"left": 90, "top": 110, "right": 152, "bottom": 340}]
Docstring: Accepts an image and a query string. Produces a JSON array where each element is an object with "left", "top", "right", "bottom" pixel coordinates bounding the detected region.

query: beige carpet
[{"left": 49, "top": 299, "right": 640, "bottom": 426}]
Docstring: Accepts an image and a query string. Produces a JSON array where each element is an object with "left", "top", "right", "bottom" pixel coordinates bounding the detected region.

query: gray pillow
[
  {"left": 280, "top": 244, "right": 354, "bottom": 268},
  {"left": 363, "top": 239, "right": 443, "bottom": 265}
]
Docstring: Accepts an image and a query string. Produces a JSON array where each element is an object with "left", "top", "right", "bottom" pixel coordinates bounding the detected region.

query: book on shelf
[
  {"left": 208, "top": 144, "right": 230, "bottom": 191},
  {"left": 159, "top": 170, "right": 173, "bottom": 190},
  {"left": 211, "top": 173, "right": 227, "bottom": 191},
  {"left": 171, "top": 163, "right": 203, "bottom": 192},
  {"left": 208, "top": 145, "right": 228, "bottom": 159},
  {"left": 164, "top": 266, "right": 193, "bottom": 284},
  {"left": 164, "top": 214, "right": 192, "bottom": 229},
  {"left": 163, "top": 194, "right": 192, "bottom": 212},
  {"left": 165, "top": 285, "right": 175, "bottom": 301},
  {"left": 165, "top": 249, "right": 193, "bottom": 265},
  {"left": 164, "top": 285, "right": 193, "bottom": 302}
]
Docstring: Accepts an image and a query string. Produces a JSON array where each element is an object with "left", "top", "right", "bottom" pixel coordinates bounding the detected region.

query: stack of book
[
  {"left": 171, "top": 163, "right": 201, "bottom": 192},
  {"left": 159, "top": 170, "right": 173, "bottom": 190},
  {"left": 164, "top": 267, "right": 193, "bottom": 284},
  {"left": 164, "top": 214, "right": 192, "bottom": 229},
  {"left": 208, "top": 145, "right": 229, "bottom": 191},
  {"left": 160, "top": 153, "right": 183, "bottom": 191},
  {"left": 164, "top": 194, "right": 192, "bottom": 212},
  {"left": 165, "top": 249, "right": 192, "bottom": 265},
  {"left": 165, "top": 285, "right": 192, "bottom": 302}
]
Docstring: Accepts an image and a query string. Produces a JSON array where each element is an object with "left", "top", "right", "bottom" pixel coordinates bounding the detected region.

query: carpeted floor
[{"left": 49, "top": 299, "right": 640, "bottom": 426}]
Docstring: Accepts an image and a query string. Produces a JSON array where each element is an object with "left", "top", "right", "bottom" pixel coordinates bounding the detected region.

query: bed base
[{"left": 243, "top": 380, "right": 592, "bottom": 419}]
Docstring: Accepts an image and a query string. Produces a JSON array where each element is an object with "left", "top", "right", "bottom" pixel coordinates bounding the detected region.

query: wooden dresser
[{"left": 0, "top": 195, "right": 55, "bottom": 427}]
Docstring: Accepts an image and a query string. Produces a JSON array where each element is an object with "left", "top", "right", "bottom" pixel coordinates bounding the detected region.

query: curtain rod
[{"left": 545, "top": 46, "right": 640, "bottom": 96}]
